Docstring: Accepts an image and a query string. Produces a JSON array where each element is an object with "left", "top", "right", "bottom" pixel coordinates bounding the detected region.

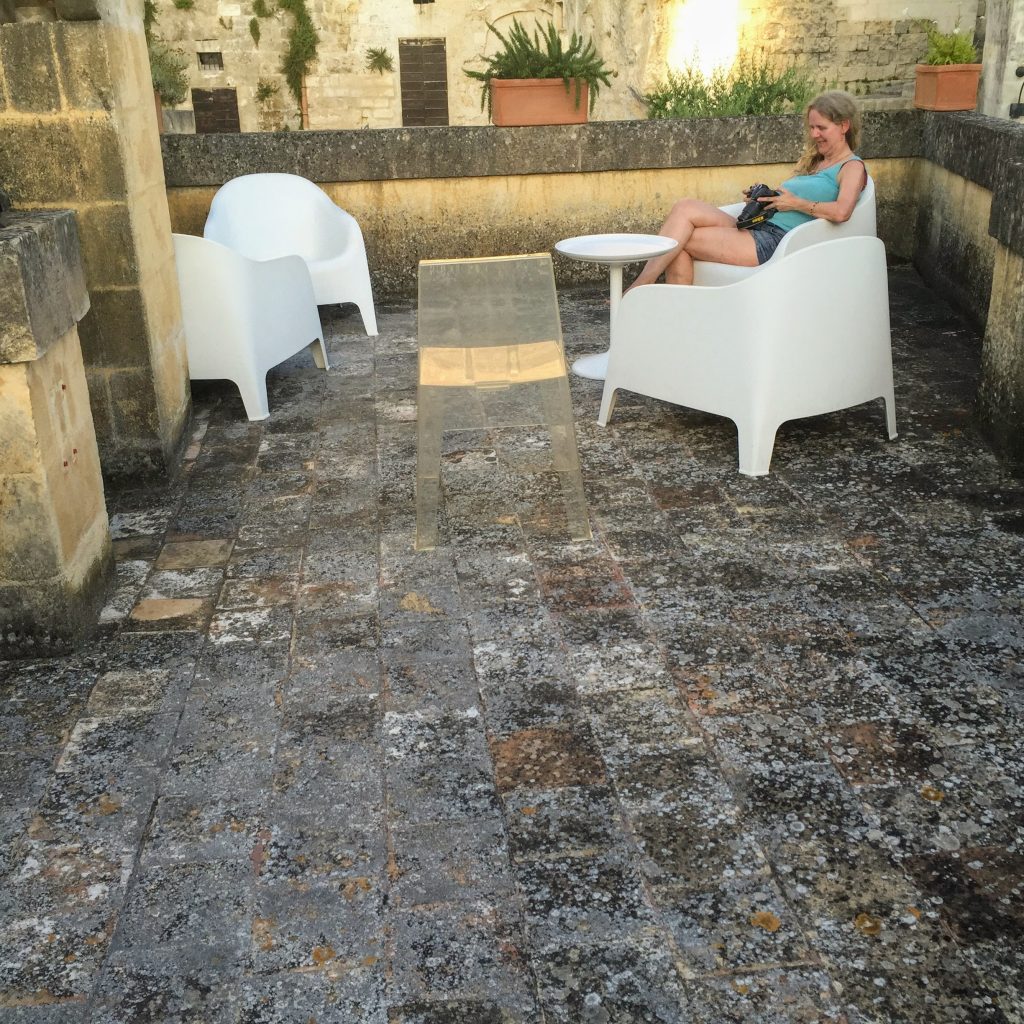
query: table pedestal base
[{"left": 571, "top": 351, "right": 609, "bottom": 380}]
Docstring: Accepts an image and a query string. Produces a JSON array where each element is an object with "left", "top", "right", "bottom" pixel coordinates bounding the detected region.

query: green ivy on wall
[
  {"left": 249, "top": 16, "right": 261, "bottom": 46},
  {"left": 278, "top": 0, "right": 319, "bottom": 114}
]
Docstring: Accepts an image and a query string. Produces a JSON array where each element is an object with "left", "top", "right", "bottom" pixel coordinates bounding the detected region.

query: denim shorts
[{"left": 751, "top": 222, "right": 788, "bottom": 264}]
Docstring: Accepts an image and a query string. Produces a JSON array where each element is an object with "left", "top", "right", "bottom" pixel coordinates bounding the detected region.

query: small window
[{"left": 198, "top": 52, "right": 224, "bottom": 71}]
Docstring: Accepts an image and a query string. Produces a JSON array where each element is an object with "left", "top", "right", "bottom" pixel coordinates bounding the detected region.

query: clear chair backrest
[{"left": 418, "top": 253, "right": 563, "bottom": 351}]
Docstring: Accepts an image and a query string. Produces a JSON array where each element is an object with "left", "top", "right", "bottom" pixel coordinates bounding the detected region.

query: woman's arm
[{"left": 762, "top": 160, "right": 868, "bottom": 224}]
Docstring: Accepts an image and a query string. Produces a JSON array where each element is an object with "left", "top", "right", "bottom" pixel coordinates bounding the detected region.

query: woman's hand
[{"left": 758, "top": 186, "right": 801, "bottom": 213}]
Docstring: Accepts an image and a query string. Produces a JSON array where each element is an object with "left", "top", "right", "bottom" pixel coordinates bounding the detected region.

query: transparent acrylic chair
[{"left": 415, "top": 253, "right": 591, "bottom": 551}]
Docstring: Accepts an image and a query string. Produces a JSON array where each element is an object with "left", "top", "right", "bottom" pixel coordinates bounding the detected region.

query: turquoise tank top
[{"left": 771, "top": 155, "right": 864, "bottom": 233}]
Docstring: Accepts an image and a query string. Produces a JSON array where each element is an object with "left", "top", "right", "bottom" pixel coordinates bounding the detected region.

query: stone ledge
[
  {"left": 0, "top": 210, "right": 90, "bottom": 364},
  {"left": 160, "top": 110, "right": 923, "bottom": 188}
]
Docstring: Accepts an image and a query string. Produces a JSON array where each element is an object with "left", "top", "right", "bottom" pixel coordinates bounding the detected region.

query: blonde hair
[{"left": 794, "top": 91, "right": 862, "bottom": 175}]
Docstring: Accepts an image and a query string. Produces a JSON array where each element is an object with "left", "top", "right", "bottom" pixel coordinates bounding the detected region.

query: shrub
[
  {"left": 644, "top": 51, "right": 816, "bottom": 119},
  {"left": 255, "top": 77, "right": 279, "bottom": 103},
  {"left": 149, "top": 39, "right": 190, "bottom": 105},
  {"left": 924, "top": 25, "right": 978, "bottom": 65},
  {"left": 249, "top": 16, "right": 260, "bottom": 46},
  {"left": 252, "top": 0, "right": 273, "bottom": 16},
  {"left": 172, "top": 0, "right": 194, "bottom": 9},
  {"left": 365, "top": 47, "right": 395, "bottom": 74},
  {"left": 278, "top": 0, "right": 319, "bottom": 112},
  {"left": 144, "top": 2, "right": 190, "bottom": 106}
]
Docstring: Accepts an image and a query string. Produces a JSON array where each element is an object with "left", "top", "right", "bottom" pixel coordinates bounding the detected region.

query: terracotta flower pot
[
  {"left": 914, "top": 63, "right": 982, "bottom": 111},
  {"left": 490, "top": 78, "right": 589, "bottom": 126}
]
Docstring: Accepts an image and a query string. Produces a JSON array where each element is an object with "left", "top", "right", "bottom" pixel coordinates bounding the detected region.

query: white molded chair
[
  {"left": 693, "top": 175, "right": 876, "bottom": 286},
  {"left": 598, "top": 235, "right": 897, "bottom": 476},
  {"left": 173, "top": 233, "right": 328, "bottom": 421},
  {"left": 203, "top": 172, "right": 378, "bottom": 336}
]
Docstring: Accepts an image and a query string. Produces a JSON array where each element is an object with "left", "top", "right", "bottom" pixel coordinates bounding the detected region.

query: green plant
[
  {"left": 249, "top": 16, "right": 260, "bottom": 46},
  {"left": 365, "top": 46, "right": 394, "bottom": 75},
  {"left": 255, "top": 77, "right": 279, "bottom": 103},
  {"left": 923, "top": 24, "right": 978, "bottom": 65},
  {"left": 252, "top": 0, "right": 273, "bottom": 15},
  {"left": 278, "top": 0, "right": 319, "bottom": 112},
  {"left": 172, "top": 0, "right": 194, "bottom": 9},
  {"left": 144, "top": 2, "right": 190, "bottom": 106},
  {"left": 644, "top": 51, "right": 816, "bottom": 119},
  {"left": 464, "top": 18, "right": 612, "bottom": 115}
]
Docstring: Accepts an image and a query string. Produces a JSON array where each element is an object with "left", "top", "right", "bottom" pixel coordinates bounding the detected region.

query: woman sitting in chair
[{"left": 629, "top": 90, "right": 868, "bottom": 288}]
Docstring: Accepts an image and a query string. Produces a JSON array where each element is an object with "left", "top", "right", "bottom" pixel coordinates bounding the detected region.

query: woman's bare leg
[
  {"left": 622, "top": 198, "right": 761, "bottom": 288},
  {"left": 629, "top": 198, "right": 738, "bottom": 289}
]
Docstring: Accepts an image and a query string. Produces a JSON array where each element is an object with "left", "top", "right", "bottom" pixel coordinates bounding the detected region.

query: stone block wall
[
  {"left": 0, "top": 211, "right": 114, "bottom": 654},
  {"left": 0, "top": 0, "right": 191, "bottom": 479},
  {"left": 154, "top": 0, "right": 981, "bottom": 131}
]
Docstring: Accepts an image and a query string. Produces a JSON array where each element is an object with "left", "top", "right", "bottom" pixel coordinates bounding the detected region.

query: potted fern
[
  {"left": 465, "top": 18, "right": 612, "bottom": 126},
  {"left": 914, "top": 24, "right": 982, "bottom": 111}
]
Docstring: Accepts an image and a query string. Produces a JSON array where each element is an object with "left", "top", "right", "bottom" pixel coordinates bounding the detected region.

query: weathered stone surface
[
  {"left": 979, "top": 244, "right": 1024, "bottom": 464},
  {"left": 988, "top": 160, "right": 1024, "bottom": 258},
  {"left": 922, "top": 110, "right": 1024, "bottom": 193},
  {"left": 51, "top": 20, "right": 114, "bottom": 111},
  {"left": 3, "top": 269, "right": 1023, "bottom": 1015},
  {"left": 0, "top": 117, "right": 128, "bottom": 204},
  {"left": 77, "top": 287, "right": 150, "bottom": 369},
  {"left": 1, "top": 21, "right": 61, "bottom": 113},
  {"left": 0, "top": 211, "right": 89, "bottom": 364},
  {"left": 159, "top": 112, "right": 930, "bottom": 188},
  {"left": 53, "top": 0, "right": 101, "bottom": 19}
]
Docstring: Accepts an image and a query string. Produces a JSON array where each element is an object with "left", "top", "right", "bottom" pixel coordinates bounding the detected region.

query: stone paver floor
[{"left": 2, "top": 263, "right": 1023, "bottom": 1023}]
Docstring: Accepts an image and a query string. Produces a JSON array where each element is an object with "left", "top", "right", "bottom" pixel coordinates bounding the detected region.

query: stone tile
[
  {"left": 489, "top": 725, "right": 606, "bottom": 793},
  {"left": 387, "top": 902, "right": 536, "bottom": 1013},
  {"left": 531, "top": 937, "right": 690, "bottom": 1024},
  {"left": 238, "top": 965, "right": 386, "bottom": 1023},
  {"left": 250, "top": 879, "right": 384, "bottom": 974},
  {"left": 390, "top": 816, "right": 515, "bottom": 908},
  {"left": 128, "top": 597, "right": 213, "bottom": 630},
  {"left": 154, "top": 539, "right": 234, "bottom": 569}
]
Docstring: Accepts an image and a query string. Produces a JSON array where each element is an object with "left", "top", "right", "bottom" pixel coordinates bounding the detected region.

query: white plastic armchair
[
  {"left": 203, "top": 172, "right": 378, "bottom": 336},
  {"left": 692, "top": 175, "right": 876, "bottom": 286},
  {"left": 173, "top": 233, "right": 329, "bottom": 421},
  {"left": 598, "top": 236, "right": 896, "bottom": 476}
]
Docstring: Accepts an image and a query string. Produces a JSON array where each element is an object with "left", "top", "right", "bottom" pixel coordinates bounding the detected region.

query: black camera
[{"left": 736, "top": 183, "right": 779, "bottom": 230}]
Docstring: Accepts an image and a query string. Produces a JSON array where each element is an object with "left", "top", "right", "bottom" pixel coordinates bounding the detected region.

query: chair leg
[
  {"left": 236, "top": 372, "right": 271, "bottom": 421},
  {"left": 358, "top": 301, "right": 378, "bottom": 338},
  {"left": 736, "top": 419, "right": 777, "bottom": 476},
  {"left": 310, "top": 339, "right": 330, "bottom": 371},
  {"left": 597, "top": 384, "right": 618, "bottom": 426},
  {"left": 883, "top": 390, "right": 898, "bottom": 440}
]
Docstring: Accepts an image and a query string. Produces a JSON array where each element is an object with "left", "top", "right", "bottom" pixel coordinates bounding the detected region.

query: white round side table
[{"left": 555, "top": 233, "right": 679, "bottom": 380}]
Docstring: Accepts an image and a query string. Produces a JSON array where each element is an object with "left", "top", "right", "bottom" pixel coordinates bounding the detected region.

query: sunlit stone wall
[
  {"left": 0, "top": 0, "right": 191, "bottom": 478},
  {"left": 156, "top": 0, "right": 979, "bottom": 131}
]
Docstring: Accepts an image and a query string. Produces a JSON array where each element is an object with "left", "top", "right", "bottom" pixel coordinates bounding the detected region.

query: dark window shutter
[
  {"left": 191, "top": 88, "right": 241, "bottom": 133},
  {"left": 399, "top": 38, "right": 449, "bottom": 127}
]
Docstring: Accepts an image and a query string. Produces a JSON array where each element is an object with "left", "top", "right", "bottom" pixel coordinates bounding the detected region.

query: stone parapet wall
[{"left": 161, "top": 110, "right": 923, "bottom": 297}]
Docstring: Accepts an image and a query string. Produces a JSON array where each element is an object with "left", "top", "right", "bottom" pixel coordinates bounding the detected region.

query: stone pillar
[
  {"left": 979, "top": 160, "right": 1024, "bottom": 464},
  {"left": 0, "top": 211, "right": 115, "bottom": 654},
  {"left": 0, "top": 0, "right": 191, "bottom": 478},
  {"left": 979, "top": 0, "right": 1024, "bottom": 120}
]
